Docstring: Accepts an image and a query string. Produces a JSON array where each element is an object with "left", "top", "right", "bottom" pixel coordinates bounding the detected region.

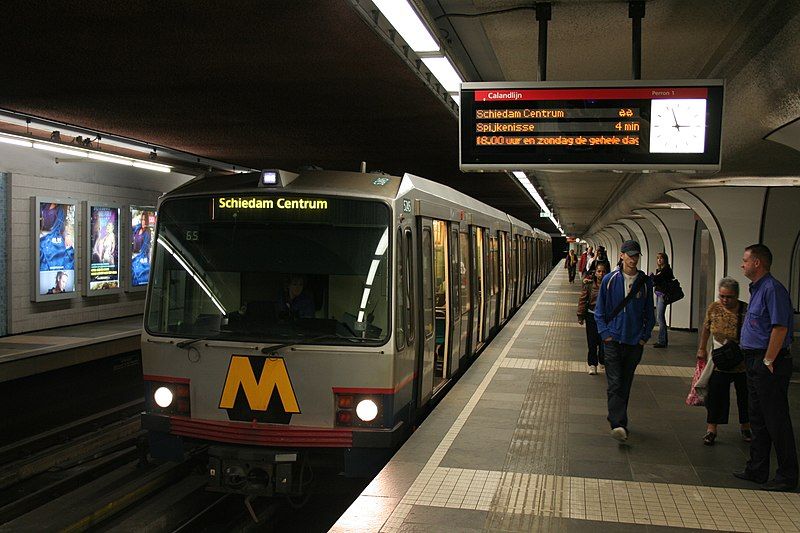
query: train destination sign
[{"left": 459, "top": 81, "right": 724, "bottom": 171}]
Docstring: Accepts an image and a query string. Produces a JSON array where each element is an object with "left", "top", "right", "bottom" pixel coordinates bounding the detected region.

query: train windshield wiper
[
  {"left": 260, "top": 333, "right": 365, "bottom": 354},
  {"left": 176, "top": 333, "right": 229, "bottom": 349}
]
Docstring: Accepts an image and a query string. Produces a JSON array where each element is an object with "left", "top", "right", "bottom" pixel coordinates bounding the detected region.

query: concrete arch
[
  {"left": 667, "top": 189, "right": 725, "bottom": 285},
  {"left": 629, "top": 216, "right": 665, "bottom": 276},
  {"left": 599, "top": 228, "right": 622, "bottom": 261},
  {"left": 609, "top": 223, "right": 632, "bottom": 242},
  {"left": 619, "top": 219, "right": 650, "bottom": 272},
  {"left": 636, "top": 209, "right": 673, "bottom": 265}
]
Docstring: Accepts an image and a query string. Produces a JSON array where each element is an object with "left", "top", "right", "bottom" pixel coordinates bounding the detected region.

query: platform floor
[
  {"left": 0, "top": 315, "right": 141, "bottom": 382},
  {"left": 333, "top": 267, "right": 800, "bottom": 532}
]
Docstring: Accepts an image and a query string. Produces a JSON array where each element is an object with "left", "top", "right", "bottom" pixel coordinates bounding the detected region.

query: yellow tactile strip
[
  {"left": 409, "top": 467, "right": 800, "bottom": 532},
  {"left": 527, "top": 320, "right": 585, "bottom": 329},
  {"left": 501, "top": 358, "right": 694, "bottom": 378}
]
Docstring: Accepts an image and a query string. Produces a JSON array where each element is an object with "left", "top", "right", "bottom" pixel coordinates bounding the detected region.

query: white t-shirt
[{"left": 623, "top": 272, "right": 638, "bottom": 296}]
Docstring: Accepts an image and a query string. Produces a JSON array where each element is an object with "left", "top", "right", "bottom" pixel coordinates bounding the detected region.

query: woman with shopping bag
[{"left": 695, "top": 277, "right": 751, "bottom": 446}]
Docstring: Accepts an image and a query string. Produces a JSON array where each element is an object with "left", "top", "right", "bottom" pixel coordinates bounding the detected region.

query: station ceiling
[{"left": 1, "top": 1, "right": 799, "bottom": 235}]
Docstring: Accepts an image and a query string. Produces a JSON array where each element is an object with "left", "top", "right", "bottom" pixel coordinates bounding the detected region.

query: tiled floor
[{"left": 332, "top": 266, "right": 800, "bottom": 532}]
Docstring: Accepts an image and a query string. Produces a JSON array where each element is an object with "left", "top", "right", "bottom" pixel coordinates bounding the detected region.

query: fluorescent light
[
  {"left": 0, "top": 133, "right": 33, "bottom": 148},
  {"left": 512, "top": 171, "right": 526, "bottom": 180},
  {"left": 421, "top": 57, "right": 463, "bottom": 93},
  {"left": 373, "top": 0, "right": 439, "bottom": 52},
  {"left": 33, "top": 142, "right": 87, "bottom": 157},
  {"left": 449, "top": 92, "right": 460, "bottom": 106},
  {"left": 360, "top": 287, "right": 371, "bottom": 309},
  {"left": 133, "top": 161, "right": 171, "bottom": 173},
  {"left": 88, "top": 152, "right": 133, "bottom": 165}
]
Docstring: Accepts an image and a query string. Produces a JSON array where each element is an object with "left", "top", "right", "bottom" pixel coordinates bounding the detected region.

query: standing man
[
  {"left": 734, "top": 244, "right": 797, "bottom": 491},
  {"left": 595, "top": 240, "right": 655, "bottom": 442},
  {"left": 578, "top": 247, "right": 589, "bottom": 277}
]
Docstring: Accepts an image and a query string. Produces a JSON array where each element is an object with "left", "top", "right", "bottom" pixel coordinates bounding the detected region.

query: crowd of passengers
[{"left": 572, "top": 241, "right": 796, "bottom": 492}]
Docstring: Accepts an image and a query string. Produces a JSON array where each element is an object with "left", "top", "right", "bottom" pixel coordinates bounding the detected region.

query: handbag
[
  {"left": 686, "top": 358, "right": 708, "bottom": 407},
  {"left": 711, "top": 305, "right": 744, "bottom": 371},
  {"left": 664, "top": 278, "right": 684, "bottom": 305}
]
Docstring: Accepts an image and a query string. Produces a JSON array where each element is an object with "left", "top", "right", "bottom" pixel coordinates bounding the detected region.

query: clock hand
[{"left": 671, "top": 109, "right": 681, "bottom": 131}]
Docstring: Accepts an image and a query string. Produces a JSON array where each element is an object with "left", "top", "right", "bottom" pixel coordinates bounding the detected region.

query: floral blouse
[{"left": 703, "top": 300, "right": 747, "bottom": 373}]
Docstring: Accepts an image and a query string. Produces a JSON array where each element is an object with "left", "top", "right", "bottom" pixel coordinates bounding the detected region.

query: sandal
[
  {"left": 741, "top": 429, "right": 752, "bottom": 442},
  {"left": 703, "top": 431, "right": 717, "bottom": 446}
]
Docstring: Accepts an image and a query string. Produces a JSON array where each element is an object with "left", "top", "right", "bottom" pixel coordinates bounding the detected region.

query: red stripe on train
[{"left": 168, "top": 416, "right": 353, "bottom": 447}]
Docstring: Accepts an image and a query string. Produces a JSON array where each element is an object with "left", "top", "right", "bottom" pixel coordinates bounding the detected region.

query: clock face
[{"left": 649, "top": 99, "right": 707, "bottom": 153}]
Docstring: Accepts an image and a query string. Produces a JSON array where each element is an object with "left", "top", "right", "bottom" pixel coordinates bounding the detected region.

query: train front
[{"left": 140, "top": 171, "right": 404, "bottom": 496}]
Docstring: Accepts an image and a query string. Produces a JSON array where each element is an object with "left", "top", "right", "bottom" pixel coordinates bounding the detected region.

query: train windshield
[{"left": 145, "top": 194, "right": 391, "bottom": 346}]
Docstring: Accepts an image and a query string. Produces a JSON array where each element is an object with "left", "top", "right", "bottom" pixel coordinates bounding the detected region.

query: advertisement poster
[
  {"left": 89, "top": 205, "right": 120, "bottom": 291},
  {"left": 38, "top": 202, "right": 76, "bottom": 295},
  {"left": 130, "top": 207, "right": 156, "bottom": 288}
]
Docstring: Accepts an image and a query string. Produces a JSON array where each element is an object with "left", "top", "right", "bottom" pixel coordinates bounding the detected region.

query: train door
[
  {"left": 459, "top": 231, "right": 471, "bottom": 358},
  {"left": 531, "top": 238, "right": 538, "bottom": 289},
  {"left": 515, "top": 235, "right": 523, "bottom": 305},
  {"left": 489, "top": 235, "right": 499, "bottom": 333},
  {"left": 499, "top": 232, "right": 508, "bottom": 321},
  {"left": 481, "top": 229, "right": 491, "bottom": 342},
  {"left": 448, "top": 225, "right": 462, "bottom": 374},
  {"left": 471, "top": 226, "right": 485, "bottom": 349},
  {"left": 432, "top": 219, "right": 449, "bottom": 392},
  {"left": 418, "top": 220, "right": 435, "bottom": 403},
  {"left": 510, "top": 235, "right": 518, "bottom": 309}
]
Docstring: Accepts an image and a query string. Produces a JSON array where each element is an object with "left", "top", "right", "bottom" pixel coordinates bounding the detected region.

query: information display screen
[
  {"left": 88, "top": 205, "right": 120, "bottom": 292},
  {"left": 130, "top": 206, "right": 157, "bottom": 288},
  {"left": 37, "top": 201, "right": 77, "bottom": 296},
  {"left": 459, "top": 81, "right": 724, "bottom": 171}
]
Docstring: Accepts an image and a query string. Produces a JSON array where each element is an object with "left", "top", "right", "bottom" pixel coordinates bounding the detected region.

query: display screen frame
[
  {"left": 31, "top": 196, "right": 80, "bottom": 302},
  {"left": 84, "top": 201, "right": 122, "bottom": 296},
  {"left": 125, "top": 205, "right": 157, "bottom": 292},
  {"left": 459, "top": 79, "right": 724, "bottom": 171}
]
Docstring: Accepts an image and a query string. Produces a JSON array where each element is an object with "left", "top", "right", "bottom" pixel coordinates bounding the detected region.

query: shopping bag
[{"left": 686, "top": 358, "right": 707, "bottom": 407}]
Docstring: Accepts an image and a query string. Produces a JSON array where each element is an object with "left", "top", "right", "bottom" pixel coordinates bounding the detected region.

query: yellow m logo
[{"left": 219, "top": 356, "right": 300, "bottom": 413}]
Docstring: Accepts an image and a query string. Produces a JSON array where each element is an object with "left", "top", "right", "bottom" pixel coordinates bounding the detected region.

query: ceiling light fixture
[
  {"left": 372, "top": 0, "right": 440, "bottom": 52},
  {"left": 420, "top": 56, "right": 462, "bottom": 93},
  {"left": 0, "top": 131, "right": 171, "bottom": 173}
]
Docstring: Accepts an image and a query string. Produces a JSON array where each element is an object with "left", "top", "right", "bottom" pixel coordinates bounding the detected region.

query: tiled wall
[{"left": 3, "top": 146, "right": 192, "bottom": 335}]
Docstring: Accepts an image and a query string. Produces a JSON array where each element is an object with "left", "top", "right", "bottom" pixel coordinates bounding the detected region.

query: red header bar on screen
[{"left": 473, "top": 87, "right": 709, "bottom": 102}]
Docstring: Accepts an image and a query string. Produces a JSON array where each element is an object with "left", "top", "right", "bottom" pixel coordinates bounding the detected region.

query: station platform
[
  {"left": 333, "top": 267, "right": 800, "bottom": 532},
  {"left": 0, "top": 315, "right": 142, "bottom": 383}
]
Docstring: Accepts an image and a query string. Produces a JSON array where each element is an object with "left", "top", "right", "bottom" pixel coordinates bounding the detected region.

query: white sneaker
[
  {"left": 611, "top": 427, "right": 628, "bottom": 442},
  {"left": 588, "top": 365, "right": 598, "bottom": 375}
]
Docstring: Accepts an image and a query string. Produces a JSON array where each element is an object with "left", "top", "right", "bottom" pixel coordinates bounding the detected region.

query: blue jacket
[{"left": 595, "top": 268, "right": 656, "bottom": 345}]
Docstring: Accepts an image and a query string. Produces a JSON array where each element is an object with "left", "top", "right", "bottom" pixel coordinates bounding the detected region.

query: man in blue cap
[{"left": 595, "top": 239, "right": 655, "bottom": 442}]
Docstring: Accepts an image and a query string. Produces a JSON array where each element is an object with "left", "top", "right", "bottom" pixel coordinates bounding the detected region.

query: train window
[
  {"left": 395, "top": 228, "right": 406, "bottom": 350},
  {"left": 459, "top": 232, "right": 470, "bottom": 314},
  {"left": 404, "top": 228, "right": 415, "bottom": 345},
  {"left": 145, "top": 196, "right": 391, "bottom": 346}
]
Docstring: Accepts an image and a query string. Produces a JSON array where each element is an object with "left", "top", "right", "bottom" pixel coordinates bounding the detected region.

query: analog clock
[{"left": 649, "top": 99, "right": 707, "bottom": 153}]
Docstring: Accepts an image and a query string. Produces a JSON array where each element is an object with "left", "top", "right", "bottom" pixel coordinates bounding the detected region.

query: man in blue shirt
[
  {"left": 733, "top": 244, "right": 797, "bottom": 491},
  {"left": 595, "top": 240, "right": 655, "bottom": 442}
]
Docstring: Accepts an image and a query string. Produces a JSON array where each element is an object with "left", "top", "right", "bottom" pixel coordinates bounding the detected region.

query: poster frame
[
  {"left": 30, "top": 196, "right": 80, "bottom": 302},
  {"left": 125, "top": 205, "right": 156, "bottom": 293},
  {"left": 83, "top": 201, "right": 122, "bottom": 297}
]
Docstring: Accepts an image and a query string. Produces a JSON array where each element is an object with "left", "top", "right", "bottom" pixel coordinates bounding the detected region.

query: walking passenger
[
  {"left": 651, "top": 252, "right": 673, "bottom": 348},
  {"left": 566, "top": 249, "right": 578, "bottom": 283},
  {"left": 734, "top": 244, "right": 797, "bottom": 491},
  {"left": 696, "top": 277, "right": 751, "bottom": 446},
  {"left": 578, "top": 261, "right": 610, "bottom": 375},
  {"left": 595, "top": 240, "right": 655, "bottom": 442}
]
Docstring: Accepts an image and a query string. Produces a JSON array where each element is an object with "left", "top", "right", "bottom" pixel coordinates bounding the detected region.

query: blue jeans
[
  {"left": 605, "top": 341, "right": 643, "bottom": 430},
  {"left": 655, "top": 294, "right": 668, "bottom": 345}
]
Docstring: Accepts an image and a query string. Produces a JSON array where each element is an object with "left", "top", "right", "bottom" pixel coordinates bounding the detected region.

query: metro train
[{"left": 140, "top": 169, "right": 552, "bottom": 496}]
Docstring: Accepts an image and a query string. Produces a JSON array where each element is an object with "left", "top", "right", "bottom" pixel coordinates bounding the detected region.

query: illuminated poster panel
[
  {"left": 127, "top": 206, "right": 157, "bottom": 291},
  {"left": 459, "top": 80, "right": 724, "bottom": 171},
  {"left": 85, "top": 202, "right": 121, "bottom": 295},
  {"left": 31, "top": 197, "right": 78, "bottom": 302}
]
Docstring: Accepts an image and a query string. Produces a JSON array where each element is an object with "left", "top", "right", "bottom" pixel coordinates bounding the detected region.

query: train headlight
[
  {"left": 154, "top": 386, "right": 174, "bottom": 408},
  {"left": 355, "top": 399, "right": 378, "bottom": 422}
]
